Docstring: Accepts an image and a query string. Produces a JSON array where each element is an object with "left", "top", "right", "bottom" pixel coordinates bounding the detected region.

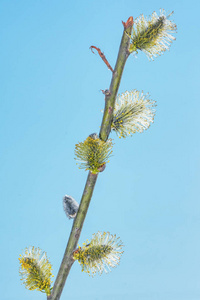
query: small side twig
[{"left": 90, "top": 46, "right": 114, "bottom": 73}]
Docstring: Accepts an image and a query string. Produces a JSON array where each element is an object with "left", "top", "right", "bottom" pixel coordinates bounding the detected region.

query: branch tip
[{"left": 122, "top": 16, "right": 134, "bottom": 29}]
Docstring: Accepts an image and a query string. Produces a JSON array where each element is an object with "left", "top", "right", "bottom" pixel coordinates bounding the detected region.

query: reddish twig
[{"left": 90, "top": 46, "right": 114, "bottom": 73}]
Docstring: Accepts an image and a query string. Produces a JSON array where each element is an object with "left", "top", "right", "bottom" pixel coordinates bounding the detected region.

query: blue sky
[{"left": 0, "top": 0, "right": 200, "bottom": 299}]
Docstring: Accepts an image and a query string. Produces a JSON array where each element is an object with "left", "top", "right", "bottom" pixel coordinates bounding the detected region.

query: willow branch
[
  {"left": 47, "top": 16, "right": 133, "bottom": 300},
  {"left": 100, "top": 17, "right": 133, "bottom": 141}
]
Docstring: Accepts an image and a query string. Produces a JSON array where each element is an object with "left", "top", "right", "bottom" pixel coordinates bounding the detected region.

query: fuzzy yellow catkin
[
  {"left": 74, "top": 135, "right": 113, "bottom": 173},
  {"left": 19, "top": 246, "right": 54, "bottom": 296},
  {"left": 129, "top": 9, "right": 176, "bottom": 60},
  {"left": 112, "top": 90, "right": 156, "bottom": 138},
  {"left": 73, "top": 232, "right": 124, "bottom": 276}
]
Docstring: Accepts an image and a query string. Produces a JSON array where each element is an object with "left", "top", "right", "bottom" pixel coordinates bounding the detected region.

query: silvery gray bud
[
  {"left": 89, "top": 133, "right": 99, "bottom": 139},
  {"left": 63, "top": 195, "right": 79, "bottom": 219}
]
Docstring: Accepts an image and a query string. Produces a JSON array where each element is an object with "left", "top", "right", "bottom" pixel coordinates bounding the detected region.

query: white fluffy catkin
[{"left": 63, "top": 195, "right": 79, "bottom": 219}]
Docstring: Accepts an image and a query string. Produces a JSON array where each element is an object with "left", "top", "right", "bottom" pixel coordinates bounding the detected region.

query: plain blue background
[{"left": 0, "top": 0, "right": 199, "bottom": 299}]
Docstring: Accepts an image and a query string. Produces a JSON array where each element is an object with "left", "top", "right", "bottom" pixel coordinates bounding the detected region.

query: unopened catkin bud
[
  {"left": 63, "top": 195, "right": 79, "bottom": 219},
  {"left": 89, "top": 133, "right": 99, "bottom": 139}
]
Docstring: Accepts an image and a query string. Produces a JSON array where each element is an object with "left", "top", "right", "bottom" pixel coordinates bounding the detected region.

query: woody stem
[{"left": 47, "top": 16, "right": 133, "bottom": 300}]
